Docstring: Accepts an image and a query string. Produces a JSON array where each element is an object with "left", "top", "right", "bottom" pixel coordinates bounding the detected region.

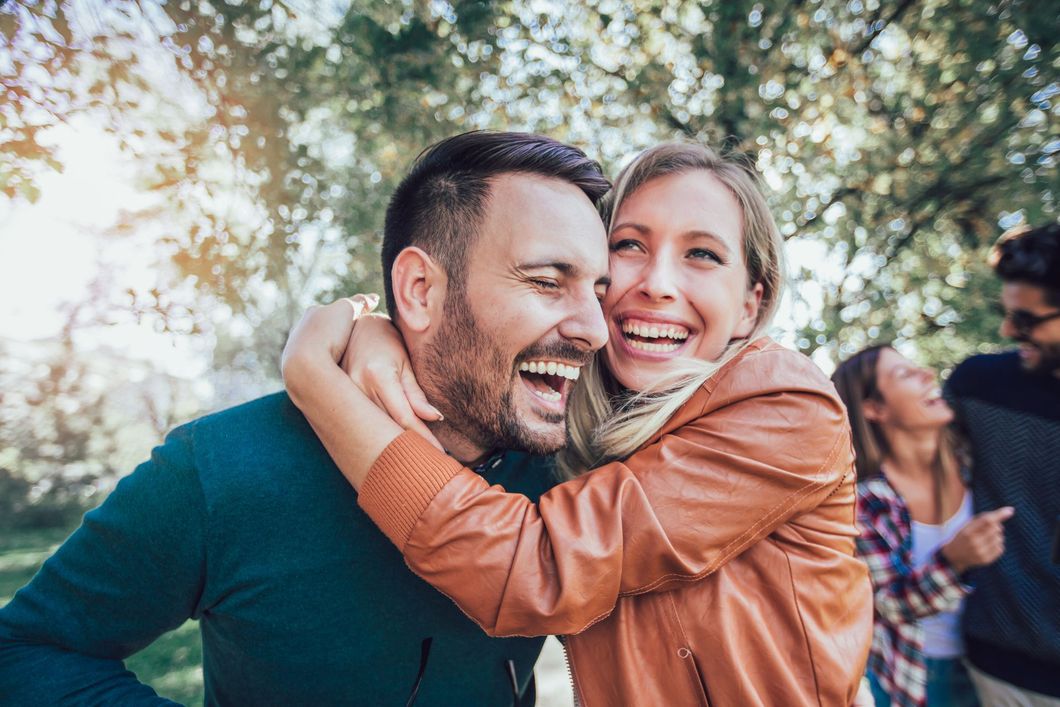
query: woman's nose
[{"left": 637, "top": 259, "right": 678, "bottom": 302}]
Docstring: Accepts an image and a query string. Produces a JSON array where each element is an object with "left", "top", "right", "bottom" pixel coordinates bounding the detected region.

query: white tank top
[{"left": 910, "top": 490, "right": 973, "bottom": 658}]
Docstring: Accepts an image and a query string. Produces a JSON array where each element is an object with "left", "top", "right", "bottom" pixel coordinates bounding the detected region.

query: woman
[
  {"left": 284, "top": 143, "right": 873, "bottom": 705},
  {"left": 832, "top": 346, "right": 1012, "bottom": 707}
]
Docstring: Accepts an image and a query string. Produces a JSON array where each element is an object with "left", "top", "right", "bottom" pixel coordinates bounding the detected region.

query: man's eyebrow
[
  {"left": 516, "top": 261, "right": 610, "bottom": 287},
  {"left": 517, "top": 260, "right": 577, "bottom": 274}
]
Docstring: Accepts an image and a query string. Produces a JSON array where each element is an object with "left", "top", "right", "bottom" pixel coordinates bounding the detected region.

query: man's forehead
[
  {"left": 1002, "top": 281, "right": 1050, "bottom": 309},
  {"left": 477, "top": 173, "right": 609, "bottom": 274}
]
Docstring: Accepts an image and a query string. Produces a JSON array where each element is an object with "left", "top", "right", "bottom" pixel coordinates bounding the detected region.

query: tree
[{"left": 3, "top": 0, "right": 1057, "bottom": 374}]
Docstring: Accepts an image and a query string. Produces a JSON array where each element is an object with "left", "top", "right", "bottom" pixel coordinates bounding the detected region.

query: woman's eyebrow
[
  {"left": 684, "top": 230, "right": 733, "bottom": 255},
  {"left": 610, "top": 222, "right": 650, "bottom": 235}
]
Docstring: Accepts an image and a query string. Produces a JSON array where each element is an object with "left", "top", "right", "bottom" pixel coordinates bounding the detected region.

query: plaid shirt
[{"left": 855, "top": 475, "right": 971, "bottom": 707}]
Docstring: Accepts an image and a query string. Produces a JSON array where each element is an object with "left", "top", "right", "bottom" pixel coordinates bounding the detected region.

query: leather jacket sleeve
[{"left": 360, "top": 349, "right": 852, "bottom": 637}]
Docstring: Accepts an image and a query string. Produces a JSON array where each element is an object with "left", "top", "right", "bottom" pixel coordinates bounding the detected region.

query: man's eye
[{"left": 532, "top": 279, "right": 560, "bottom": 290}]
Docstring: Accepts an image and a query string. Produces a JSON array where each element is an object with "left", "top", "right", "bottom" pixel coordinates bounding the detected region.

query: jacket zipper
[{"left": 557, "top": 635, "right": 583, "bottom": 707}]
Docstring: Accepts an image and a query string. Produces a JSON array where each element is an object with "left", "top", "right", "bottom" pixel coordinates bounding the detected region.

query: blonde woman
[{"left": 284, "top": 143, "right": 873, "bottom": 705}]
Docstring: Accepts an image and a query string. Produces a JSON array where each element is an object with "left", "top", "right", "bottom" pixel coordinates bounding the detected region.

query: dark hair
[
  {"left": 831, "top": 344, "right": 891, "bottom": 483},
  {"left": 991, "top": 222, "right": 1060, "bottom": 306},
  {"left": 832, "top": 344, "right": 962, "bottom": 520},
  {"left": 381, "top": 131, "right": 611, "bottom": 317}
]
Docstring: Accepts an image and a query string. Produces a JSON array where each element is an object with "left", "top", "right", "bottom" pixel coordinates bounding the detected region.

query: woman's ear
[
  {"left": 391, "top": 247, "right": 447, "bottom": 333},
  {"left": 862, "top": 398, "right": 887, "bottom": 424},
  {"left": 733, "top": 282, "right": 765, "bottom": 339}
]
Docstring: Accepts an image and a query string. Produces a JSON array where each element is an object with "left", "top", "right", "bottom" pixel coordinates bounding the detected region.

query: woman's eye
[
  {"left": 609, "top": 239, "right": 642, "bottom": 253},
  {"left": 688, "top": 248, "right": 722, "bottom": 263}
]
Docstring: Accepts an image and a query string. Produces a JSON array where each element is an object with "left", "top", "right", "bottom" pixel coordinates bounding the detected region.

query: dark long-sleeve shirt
[
  {"left": 946, "top": 351, "right": 1060, "bottom": 698},
  {"left": 0, "top": 392, "right": 554, "bottom": 705}
]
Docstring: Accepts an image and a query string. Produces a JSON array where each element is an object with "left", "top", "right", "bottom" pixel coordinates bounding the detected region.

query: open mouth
[
  {"left": 517, "top": 360, "right": 581, "bottom": 406},
  {"left": 620, "top": 319, "right": 691, "bottom": 353},
  {"left": 924, "top": 388, "right": 948, "bottom": 408}
]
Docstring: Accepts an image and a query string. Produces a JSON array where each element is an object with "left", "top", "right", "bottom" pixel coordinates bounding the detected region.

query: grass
[{"left": 0, "top": 525, "right": 205, "bottom": 706}]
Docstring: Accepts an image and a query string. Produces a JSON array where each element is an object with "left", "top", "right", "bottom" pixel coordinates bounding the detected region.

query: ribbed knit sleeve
[{"left": 359, "top": 431, "right": 466, "bottom": 548}]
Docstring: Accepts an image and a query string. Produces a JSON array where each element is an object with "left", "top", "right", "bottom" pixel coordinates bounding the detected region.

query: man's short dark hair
[
  {"left": 991, "top": 222, "right": 1060, "bottom": 306},
  {"left": 381, "top": 131, "right": 611, "bottom": 317}
]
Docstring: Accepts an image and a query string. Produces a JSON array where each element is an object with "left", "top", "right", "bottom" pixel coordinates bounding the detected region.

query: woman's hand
[
  {"left": 281, "top": 295, "right": 443, "bottom": 489},
  {"left": 282, "top": 295, "right": 442, "bottom": 448},
  {"left": 941, "top": 506, "right": 1015, "bottom": 573},
  {"left": 282, "top": 294, "right": 376, "bottom": 405},
  {"left": 338, "top": 311, "right": 444, "bottom": 438}
]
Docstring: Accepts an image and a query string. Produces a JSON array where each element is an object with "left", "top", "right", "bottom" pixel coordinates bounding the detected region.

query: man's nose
[
  {"left": 559, "top": 297, "right": 609, "bottom": 353},
  {"left": 999, "top": 316, "right": 1016, "bottom": 340}
]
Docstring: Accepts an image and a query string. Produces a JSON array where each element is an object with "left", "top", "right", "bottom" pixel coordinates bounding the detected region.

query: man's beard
[
  {"left": 1017, "top": 336, "right": 1060, "bottom": 375},
  {"left": 422, "top": 289, "right": 575, "bottom": 455}
]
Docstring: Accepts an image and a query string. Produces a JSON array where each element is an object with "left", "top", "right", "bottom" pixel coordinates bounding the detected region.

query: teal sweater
[{"left": 0, "top": 393, "right": 556, "bottom": 705}]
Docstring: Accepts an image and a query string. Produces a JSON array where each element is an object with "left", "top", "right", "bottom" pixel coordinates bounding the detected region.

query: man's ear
[{"left": 391, "top": 247, "right": 446, "bottom": 333}]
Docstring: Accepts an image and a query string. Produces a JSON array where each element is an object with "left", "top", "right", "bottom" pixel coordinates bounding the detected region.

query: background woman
[
  {"left": 284, "top": 143, "right": 873, "bottom": 706},
  {"left": 832, "top": 346, "right": 1012, "bottom": 707}
]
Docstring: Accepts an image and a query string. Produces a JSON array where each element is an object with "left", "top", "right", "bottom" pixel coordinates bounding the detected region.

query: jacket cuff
[
  {"left": 359, "top": 430, "right": 465, "bottom": 549},
  {"left": 931, "top": 548, "right": 975, "bottom": 596}
]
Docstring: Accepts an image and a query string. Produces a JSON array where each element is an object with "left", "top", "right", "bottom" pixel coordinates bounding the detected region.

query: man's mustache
[{"left": 516, "top": 342, "right": 594, "bottom": 368}]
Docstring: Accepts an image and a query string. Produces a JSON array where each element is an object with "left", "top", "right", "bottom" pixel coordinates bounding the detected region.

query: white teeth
[
  {"left": 621, "top": 320, "right": 689, "bottom": 340},
  {"left": 518, "top": 361, "right": 582, "bottom": 380},
  {"left": 532, "top": 388, "right": 562, "bottom": 402},
  {"left": 629, "top": 339, "right": 681, "bottom": 353}
]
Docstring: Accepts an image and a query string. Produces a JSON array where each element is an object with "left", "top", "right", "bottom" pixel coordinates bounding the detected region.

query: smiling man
[
  {"left": 0, "top": 132, "right": 610, "bottom": 705},
  {"left": 945, "top": 222, "right": 1060, "bottom": 706}
]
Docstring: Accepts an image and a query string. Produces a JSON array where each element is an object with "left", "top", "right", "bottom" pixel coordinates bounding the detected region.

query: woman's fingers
[
  {"left": 372, "top": 369, "right": 445, "bottom": 450},
  {"left": 341, "top": 293, "right": 379, "bottom": 319},
  {"left": 399, "top": 365, "right": 444, "bottom": 422}
]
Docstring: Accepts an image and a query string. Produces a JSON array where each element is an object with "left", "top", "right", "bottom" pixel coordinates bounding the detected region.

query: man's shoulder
[
  {"left": 180, "top": 391, "right": 317, "bottom": 451},
  {"left": 948, "top": 350, "right": 1021, "bottom": 394},
  {"left": 167, "top": 391, "right": 337, "bottom": 496}
]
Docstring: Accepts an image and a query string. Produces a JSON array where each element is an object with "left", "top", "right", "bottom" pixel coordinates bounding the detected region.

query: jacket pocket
[{"left": 668, "top": 594, "right": 712, "bottom": 707}]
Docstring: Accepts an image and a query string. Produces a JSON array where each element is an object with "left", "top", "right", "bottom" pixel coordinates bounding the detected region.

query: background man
[
  {"left": 0, "top": 131, "right": 610, "bottom": 705},
  {"left": 946, "top": 223, "right": 1060, "bottom": 705}
]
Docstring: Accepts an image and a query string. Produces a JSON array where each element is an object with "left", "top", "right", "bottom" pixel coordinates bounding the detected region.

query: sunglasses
[{"left": 994, "top": 303, "right": 1060, "bottom": 338}]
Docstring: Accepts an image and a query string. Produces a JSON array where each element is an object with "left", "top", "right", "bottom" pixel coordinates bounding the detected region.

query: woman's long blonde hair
[{"left": 556, "top": 143, "right": 786, "bottom": 479}]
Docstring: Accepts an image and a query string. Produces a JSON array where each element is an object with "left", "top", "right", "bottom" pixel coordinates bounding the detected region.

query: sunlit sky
[{"left": 0, "top": 119, "right": 208, "bottom": 378}]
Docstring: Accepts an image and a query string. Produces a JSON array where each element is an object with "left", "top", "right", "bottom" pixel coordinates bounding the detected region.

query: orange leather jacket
[{"left": 361, "top": 338, "right": 873, "bottom": 706}]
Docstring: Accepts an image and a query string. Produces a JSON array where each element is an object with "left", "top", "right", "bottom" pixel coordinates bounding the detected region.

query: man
[
  {"left": 0, "top": 131, "right": 611, "bottom": 705},
  {"left": 946, "top": 223, "right": 1060, "bottom": 705}
]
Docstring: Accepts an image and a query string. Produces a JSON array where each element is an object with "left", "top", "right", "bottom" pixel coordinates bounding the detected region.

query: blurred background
[{"left": 0, "top": 0, "right": 1056, "bottom": 703}]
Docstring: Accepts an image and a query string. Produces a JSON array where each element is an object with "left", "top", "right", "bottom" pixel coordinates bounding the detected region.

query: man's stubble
[{"left": 421, "top": 288, "right": 570, "bottom": 456}]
